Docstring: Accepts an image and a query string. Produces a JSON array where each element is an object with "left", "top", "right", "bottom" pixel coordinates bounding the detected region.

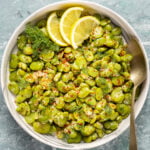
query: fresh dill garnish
[{"left": 25, "top": 25, "right": 60, "bottom": 57}]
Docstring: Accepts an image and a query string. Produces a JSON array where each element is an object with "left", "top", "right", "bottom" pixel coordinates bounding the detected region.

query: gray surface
[{"left": 0, "top": 0, "right": 150, "bottom": 150}]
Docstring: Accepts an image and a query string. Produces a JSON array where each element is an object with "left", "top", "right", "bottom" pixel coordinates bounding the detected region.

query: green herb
[{"left": 25, "top": 25, "right": 60, "bottom": 57}]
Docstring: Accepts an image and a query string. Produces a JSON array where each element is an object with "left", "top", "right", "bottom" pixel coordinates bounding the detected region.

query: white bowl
[{"left": 1, "top": 1, "right": 149, "bottom": 149}]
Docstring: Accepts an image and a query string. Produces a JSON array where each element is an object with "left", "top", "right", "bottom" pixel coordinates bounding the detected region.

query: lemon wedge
[
  {"left": 71, "top": 16, "right": 100, "bottom": 49},
  {"left": 47, "top": 12, "right": 68, "bottom": 46},
  {"left": 60, "top": 7, "right": 84, "bottom": 44}
]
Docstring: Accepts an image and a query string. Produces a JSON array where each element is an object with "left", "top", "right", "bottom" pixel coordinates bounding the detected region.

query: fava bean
[
  {"left": 30, "top": 61, "right": 44, "bottom": 71},
  {"left": 104, "top": 121, "right": 118, "bottom": 130},
  {"left": 64, "top": 90, "right": 77, "bottom": 102},
  {"left": 23, "top": 45, "right": 33, "bottom": 55},
  {"left": 16, "top": 102, "right": 30, "bottom": 116},
  {"left": 17, "top": 34, "right": 27, "bottom": 50},
  {"left": 9, "top": 54, "right": 18, "bottom": 69},
  {"left": 78, "top": 87, "right": 90, "bottom": 98},
  {"left": 19, "top": 54, "right": 32, "bottom": 63},
  {"left": 8, "top": 82, "right": 20, "bottom": 95},
  {"left": 87, "top": 67, "right": 99, "bottom": 77},
  {"left": 116, "top": 104, "right": 131, "bottom": 116},
  {"left": 81, "top": 125, "right": 95, "bottom": 136},
  {"left": 84, "top": 50, "right": 94, "bottom": 61},
  {"left": 95, "top": 88, "right": 103, "bottom": 100},
  {"left": 111, "top": 87, "right": 124, "bottom": 103},
  {"left": 33, "top": 122, "right": 51, "bottom": 134},
  {"left": 91, "top": 26, "right": 104, "bottom": 39}
]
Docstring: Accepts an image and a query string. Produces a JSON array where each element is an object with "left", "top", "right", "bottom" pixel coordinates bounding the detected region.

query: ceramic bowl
[{"left": 1, "top": 1, "right": 149, "bottom": 149}]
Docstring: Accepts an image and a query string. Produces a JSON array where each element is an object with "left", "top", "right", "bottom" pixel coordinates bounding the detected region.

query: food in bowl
[{"left": 8, "top": 6, "right": 134, "bottom": 143}]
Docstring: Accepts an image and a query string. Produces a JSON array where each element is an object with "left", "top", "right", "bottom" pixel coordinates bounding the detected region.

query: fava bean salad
[{"left": 8, "top": 7, "right": 133, "bottom": 143}]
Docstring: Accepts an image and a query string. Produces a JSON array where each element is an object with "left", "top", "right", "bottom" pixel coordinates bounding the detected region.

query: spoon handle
[{"left": 129, "top": 87, "right": 138, "bottom": 150}]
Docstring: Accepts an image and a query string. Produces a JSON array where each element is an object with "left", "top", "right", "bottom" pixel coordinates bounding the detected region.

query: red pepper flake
[
  {"left": 120, "top": 50, "right": 126, "bottom": 56},
  {"left": 64, "top": 124, "right": 68, "bottom": 128},
  {"left": 68, "top": 130, "right": 71, "bottom": 134},
  {"left": 78, "top": 123, "right": 83, "bottom": 126},
  {"left": 105, "top": 95, "right": 109, "bottom": 99},
  {"left": 70, "top": 94, "right": 74, "bottom": 98},
  {"left": 62, "top": 59, "right": 67, "bottom": 64}
]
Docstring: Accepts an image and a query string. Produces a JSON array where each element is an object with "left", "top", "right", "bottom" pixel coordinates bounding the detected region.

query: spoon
[{"left": 127, "top": 37, "right": 146, "bottom": 150}]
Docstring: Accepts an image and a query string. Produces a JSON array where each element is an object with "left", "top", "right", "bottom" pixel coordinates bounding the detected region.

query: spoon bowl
[
  {"left": 127, "top": 36, "right": 147, "bottom": 150},
  {"left": 129, "top": 37, "right": 147, "bottom": 86}
]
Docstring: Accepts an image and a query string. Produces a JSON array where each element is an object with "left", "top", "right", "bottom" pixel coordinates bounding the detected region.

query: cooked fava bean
[
  {"left": 30, "top": 61, "right": 44, "bottom": 71},
  {"left": 23, "top": 45, "right": 33, "bottom": 55},
  {"left": 121, "top": 54, "right": 133, "bottom": 62},
  {"left": 123, "top": 93, "right": 132, "bottom": 105},
  {"left": 53, "top": 111, "right": 68, "bottom": 127},
  {"left": 9, "top": 54, "right": 19, "bottom": 69},
  {"left": 62, "top": 72, "right": 73, "bottom": 82},
  {"left": 109, "top": 111, "right": 119, "bottom": 120},
  {"left": 91, "top": 60, "right": 101, "bottom": 69},
  {"left": 16, "top": 86, "right": 32, "bottom": 103},
  {"left": 95, "top": 88, "right": 103, "bottom": 100},
  {"left": 39, "top": 51, "right": 54, "bottom": 62},
  {"left": 93, "top": 37, "right": 106, "bottom": 47},
  {"left": 9, "top": 71, "right": 18, "bottom": 81},
  {"left": 94, "top": 122, "right": 103, "bottom": 129},
  {"left": 96, "top": 99, "right": 107, "bottom": 111},
  {"left": 64, "top": 47, "right": 72, "bottom": 53},
  {"left": 33, "top": 122, "right": 51, "bottom": 134},
  {"left": 104, "top": 121, "right": 118, "bottom": 130},
  {"left": 25, "top": 112, "right": 38, "bottom": 124},
  {"left": 67, "top": 134, "right": 82, "bottom": 143},
  {"left": 54, "top": 72, "right": 62, "bottom": 82},
  {"left": 111, "top": 87, "right": 124, "bottom": 104},
  {"left": 17, "top": 34, "right": 27, "bottom": 50},
  {"left": 112, "top": 76, "right": 125, "bottom": 86},
  {"left": 74, "top": 56, "right": 87, "bottom": 69},
  {"left": 64, "top": 102, "right": 78, "bottom": 112},
  {"left": 122, "top": 80, "right": 133, "bottom": 92},
  {"left": 58, "top": 61, "right": 71, "bottom": 72},
  {"left": 17, "top": 69, "right": 26, "bottom": 76},
  {"left": 78, "top": 87, "right": 90, "bottom": 98},
  {"left": 18, "top": 62, "right": 27, "bottom": 70},
  {"left": 8, "top": 82, "right": 20, "bottom": 95},
  {"left": 84, "top": 50, "right": 94, "bottom": 61},
  {"left": 91, "top": 26, "right": 104, "bottom": 39},
  {"left": 81, "top": 125, "right": 95, "bottom": 136},
  {"left": 16, "top": 102, "right": 30, "bottom": 116},
  {"left": 104, "top": 24, "right": 113, "bottom": 31},
  {"left": 85, "top": 79, "right": 95, "bottom": 86},
  {"left": 83, "top": 135, "right": 92, "bottom": 143},
  {"left": 64, "top": 90, "right": 77, "bottom": 102},
  {"left": 116, "top": 115, "right": 123, "bottom": 123},
  {"left": 96, "top": 77, "right": 113, "bottom": 94},
  {"left": 19, "top": 54, "right": 32, "bottom": 63},
  {"left": 8, "top": 7, "right": 134, "bottom": 144},
  {"left": 116, "top": 104, "right": 131, "bottom": 116},
  {"left": 85, "top": 96, "right": 96, "bottom": 107},
  {"left": 100, "top": 18, "right": 110, "bottom": 26},
  {"left": 96, "top": 129, "right": 104, "bottom": 138},
  {"left": 111, "top": 27, "right": 122, "bottom": 36},
  {"left": 87, "top": 67, "right": 99, "bottom": 77}
]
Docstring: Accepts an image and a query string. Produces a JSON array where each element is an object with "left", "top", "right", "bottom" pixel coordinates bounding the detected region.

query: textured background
[{"left": 0, "top": 0, "right": 150, "bottom": 150}]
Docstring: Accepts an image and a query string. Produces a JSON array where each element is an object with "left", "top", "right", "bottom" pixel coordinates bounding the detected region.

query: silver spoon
[{"left": 127, "top": 37, "right": 146, "bottom": 150}]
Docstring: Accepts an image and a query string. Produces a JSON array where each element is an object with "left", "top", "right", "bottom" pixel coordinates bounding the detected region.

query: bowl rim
[{"left": 1, "top": 0, "right": 150, "bottom": 149}]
